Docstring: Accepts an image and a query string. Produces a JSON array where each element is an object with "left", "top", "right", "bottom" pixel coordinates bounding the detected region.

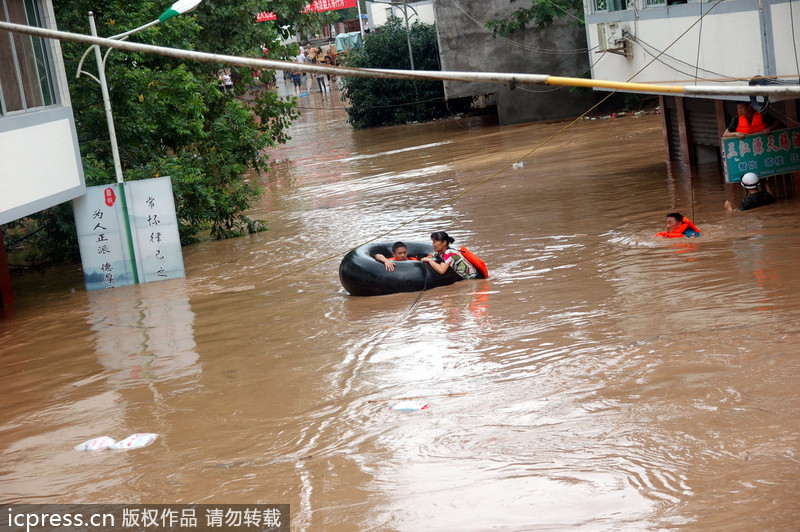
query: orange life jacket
[
  {"left": 459, "top": 246, "right": 489, "bottom": 279},
  {"left": 388, "top": 256, "right": 419, "bottom": 261},
  {"left": 736, "top": 112, "right": 766, "bottom": 134},
  {"left": 655, "top": 217, "right": 701, "bottom": 238}
]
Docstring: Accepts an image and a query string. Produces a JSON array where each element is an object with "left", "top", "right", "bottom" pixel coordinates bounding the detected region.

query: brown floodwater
[{"left": 1, "top": 83, "right": 799, "bottom": 531}]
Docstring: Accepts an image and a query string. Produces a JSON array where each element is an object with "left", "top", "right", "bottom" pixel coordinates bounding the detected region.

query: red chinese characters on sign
[
  {"left": 738, "top": 140, "right": 751, "bottom": 156},
  {"left": 256, "top": 0, "right": 356, "bottom": 22},
  {"left": 766, "top": 135, "right": 779, "bottom": 152},
  {"left": 752, "top": 137, "right": 764, "bottom": 156},
  {"left": 104, "top": 187, "right": 117, "bottom": 207},
  {"left": 778, "top": 131, "right": 790, "bottom": 151}
]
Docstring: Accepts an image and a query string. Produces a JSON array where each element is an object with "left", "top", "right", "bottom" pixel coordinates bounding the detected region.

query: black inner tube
[{"left": 339, "top": 241, "right": 462, "bottom": 296}]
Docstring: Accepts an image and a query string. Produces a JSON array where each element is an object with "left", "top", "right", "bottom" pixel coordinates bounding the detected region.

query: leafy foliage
[
  {"left": 3, "top": 0, "right": 306, "bottom": 266},
  {"left": 485, "top": 0, "right": 584, "bottom": 36},
  {"left": 341, "top": 18, "right": 453, "bottom": 129}
]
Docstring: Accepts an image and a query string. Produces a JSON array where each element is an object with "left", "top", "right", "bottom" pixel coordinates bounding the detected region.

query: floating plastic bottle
[
  {"left": 390, "top": 400, "right": 429, "bottom": 412},
  {"left": 74, "top": 433, "right": 158, "bottom": 451}
]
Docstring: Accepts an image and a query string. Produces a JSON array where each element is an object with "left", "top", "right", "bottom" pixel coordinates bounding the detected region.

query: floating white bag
[
  {"left": 74, "top": 436, "right": 116, "bottom": 451},
  {"left": 110, "top": 433, "right": 158, "bottom": 450},
  {"left": 75, "top": 433, "right": 158, "bottom": 451}
]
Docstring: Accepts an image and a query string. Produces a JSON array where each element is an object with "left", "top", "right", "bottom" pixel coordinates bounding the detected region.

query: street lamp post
[
  {"left": 75, "top": 0, "right": 202, "bottom": 285},
  {"left": 371, "top": 0, "right": 419, "bottom": 70},
  {"left": 401, "top": 0, "right": 414, "bottom": 70},
  {"left": 76, "top": 0, "right": 204, "bottom": 184},
  {"left": 356, "top": 0, "right": 365, "bottom": 37},
  {"left": 85, "top": 12, "right": 124, "bottom": 184}
]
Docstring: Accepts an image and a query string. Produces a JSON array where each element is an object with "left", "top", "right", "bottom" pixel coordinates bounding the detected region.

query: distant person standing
[
  {"left": 327, "top": 48, "right": 339, "bottom": 89},
  {"left": 302, "top": 50, "right": 312, "bottom": 90},
  {"left": 293, "top": 51, "right": 307, "bottom": 95},
  {"left": 725, "top": 172, "right": 777, "bottom": 212},
  {"left": 310, "top": 49, "right": 327, "bottom": 92},
  {"left": 291, "top": 69, "right": 303, "bottom": 95},
  {"left": 722, "top": 102, "right": 784, "bottom": 139},
  {"left": 221, "top": 69, "right": 233, "bottom": 93}
]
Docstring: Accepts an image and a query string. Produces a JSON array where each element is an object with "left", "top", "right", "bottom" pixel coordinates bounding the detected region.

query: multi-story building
[{"left": 0, "top": 0, "right": 85, "bottom": 305}]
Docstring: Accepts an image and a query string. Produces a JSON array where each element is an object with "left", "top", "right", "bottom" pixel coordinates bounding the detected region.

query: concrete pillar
[
  {"left": 0, "top": 230, "right": 13, "bottom": 307},
  {"left": 659, "top": 95, "right": 674, "bottom": 162},
  {"left": 675, "top": 96, "right": 694, "bottom": 166},
  {"left": 714, "top": 99, "right": 728, "bottom": 136}
]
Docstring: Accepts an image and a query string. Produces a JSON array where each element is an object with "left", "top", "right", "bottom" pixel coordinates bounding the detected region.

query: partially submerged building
[
  {"left": 0, "top": 0, "right": 86, "bottom": 306},
  {"left": 583, "top": 0, "right": 799, "bottom": 180}
]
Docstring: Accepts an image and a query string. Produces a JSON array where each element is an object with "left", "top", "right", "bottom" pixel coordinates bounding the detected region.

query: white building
[
  {"left": 584, "top": 0, "right": 800, "bottom": 167},
  {"left": 0, "top": 0, "right": 85, "bottom": 305}
]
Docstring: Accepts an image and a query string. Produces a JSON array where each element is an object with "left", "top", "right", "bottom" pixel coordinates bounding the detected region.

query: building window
[
  {"left": 0, "top": 0, "right": 58, "bottom": 115},
  {"left": 343, "top": 18, "right": 360, "bottom": 32},
  {"left": 595, "top": 0, "right": 634, "bottom": 12}
]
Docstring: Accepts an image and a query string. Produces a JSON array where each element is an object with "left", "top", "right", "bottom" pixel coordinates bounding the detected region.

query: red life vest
[
  {"left": 655, "top": 217, "right": 701, "bottom": 239},
  {"left": 736, "top": 112, "right": 766, "bottom": 134},
  {"left": 458, "top": 246, "right": 489, "bottom": 279}
]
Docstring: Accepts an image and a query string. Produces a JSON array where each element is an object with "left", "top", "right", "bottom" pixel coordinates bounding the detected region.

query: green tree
[
  {"left": 485, "top": 0, "right": 584, "bottom": 37},
  {"left": 3, "top": 0, "right": 308, "bottom": 267},
  {"left": 341, "top": 17, "right": 455, "bottom": 129}
]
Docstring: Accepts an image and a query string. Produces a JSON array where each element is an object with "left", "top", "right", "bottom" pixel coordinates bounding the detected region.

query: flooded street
[{"left": 2, "top": 81, "right": 799, "bottom": 531}]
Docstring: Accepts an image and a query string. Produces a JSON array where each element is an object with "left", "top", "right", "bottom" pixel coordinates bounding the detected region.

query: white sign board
[
  {"left": 126, "top": 176, "right": 186, "bottom": 283},
  {"left": 73, "top": 176, "right": 185, "bottom": 290}
]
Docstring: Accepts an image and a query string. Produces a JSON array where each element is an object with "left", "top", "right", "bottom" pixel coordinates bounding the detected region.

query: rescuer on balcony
[{"left": 722, "top": 102, "right": 785, "bottom": 139}]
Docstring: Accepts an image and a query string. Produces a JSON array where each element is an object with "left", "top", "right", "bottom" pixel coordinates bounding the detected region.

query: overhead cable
[{"left": 1, "top": 21, "right": 798, "bottom": 100}]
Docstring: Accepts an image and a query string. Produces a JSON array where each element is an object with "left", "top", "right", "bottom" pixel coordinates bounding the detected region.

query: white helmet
[{"left": 741, "top": 172, "right": 760, "bottom": 189}]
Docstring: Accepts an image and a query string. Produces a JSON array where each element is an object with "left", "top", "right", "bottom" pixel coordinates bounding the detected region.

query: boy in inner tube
[{"left": 375, "top": 241, "right": 419, "bottom": 271}]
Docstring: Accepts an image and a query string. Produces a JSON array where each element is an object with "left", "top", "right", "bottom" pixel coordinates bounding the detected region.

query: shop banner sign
[
  {"left": 257, "top": 0, "right": 357, "bottom": 21},
  {"left": 721, "top": 126, "right": 800, "bottom": 183},
  {"left": 73, "top": 176, "right": 185, "bottom": 291}
]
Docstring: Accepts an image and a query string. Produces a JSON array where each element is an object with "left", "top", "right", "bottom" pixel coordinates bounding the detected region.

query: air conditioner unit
[
  {"left": 597, "top": 22, "right": 621, "bottom": 51},
  {"left": 596, "top": 22, "right": 631, "bottom": 57}
]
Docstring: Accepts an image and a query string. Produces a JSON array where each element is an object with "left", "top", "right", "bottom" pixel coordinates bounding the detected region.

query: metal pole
[
  {"left": 87, "top": 12, "right": 139, "bottom": 284},
  {"left": 88, "top": 13, "right": 124, "bottom": 185},
  {"left": 356, "top": 0, "right": 364, "bottom": 37},
  {"left": 402, "top": 0, "right": 414, "bottom": 70}
]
